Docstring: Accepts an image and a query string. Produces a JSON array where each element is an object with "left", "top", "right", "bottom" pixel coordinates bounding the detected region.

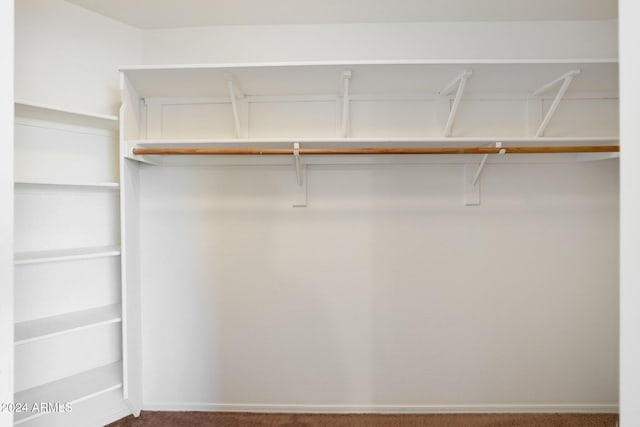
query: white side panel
[
  {"left": 14, "top": 323, "right": 122, "bottom": 392},
  {"left": 0, "top": 0, "right": 14, "bottom": 424},
  {"left": 120, "top": 158, "right": 142, "bottom": 416},
  {"left": 620, "top": 0, "right": 640, "bottom": 424},
  {"left": 120, "top": 75, "right": 143, "bottom": 415}
]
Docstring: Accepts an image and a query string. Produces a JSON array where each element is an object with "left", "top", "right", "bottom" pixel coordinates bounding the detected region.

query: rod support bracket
[
  {"left": 292, "top": 142, "right": 307, "bottom": 207},
  {"left": 465, "top": 142, "right": 502, "bottom": 206}
]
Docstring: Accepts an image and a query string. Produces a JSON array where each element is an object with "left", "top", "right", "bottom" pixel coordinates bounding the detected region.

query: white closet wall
[
  {"left": 142, "top": 21, "right": 617, "bottom": 64},
  {"left": 133, "top": 21, "right": 620, "bottom": 412},
  {"left": 15, "top": 0, "right": 142, "bottom": 116},
  {"left": 139, "top": 160, "right": 619, "bottom": 411}
]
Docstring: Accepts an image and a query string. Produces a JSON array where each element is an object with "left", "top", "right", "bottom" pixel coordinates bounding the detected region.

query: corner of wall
[{"left": 15, "top": 0, "right": 143, "bottom": 116}]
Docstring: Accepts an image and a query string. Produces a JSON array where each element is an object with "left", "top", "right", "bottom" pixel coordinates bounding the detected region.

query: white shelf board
[
  {"left": 14, "top": 180, "right": 120, "bottom": 190},
  {"left": 15, "top": 101, "right": 118, "bottom": 130},
  {"left": 14, "top": 304, "right": 122, "bottom": 345},
  {"left": 15, "top": 101, "right": 118, "bottom": 121},
  {"left": 13, "top": 361, "right": 123, "bottom": 425},
  {"left": 120, "top": 61, "right": 618, "bottom": 99},
  {"left": 119, "top": 58, "right": 618, "bottom": 71},
  {"left": 131, "top": 136, "right": 620, "bottom": 149},
  {"left": 14, "top": 245, "right": 121, "bottom": 265}
]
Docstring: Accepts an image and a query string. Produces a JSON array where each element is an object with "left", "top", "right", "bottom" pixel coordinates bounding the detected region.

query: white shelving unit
[
  {"left": 121, "top": 60, "right": 618, "bottom": 147},
  {"left": 119, "top": 59, "right": 619, "bottom": 209},
  {"left": 120, "top": 60, "right": 619, "bottom": 167},
  {"left": 13, "top": 102, "right": 127, "bottom": 426}
]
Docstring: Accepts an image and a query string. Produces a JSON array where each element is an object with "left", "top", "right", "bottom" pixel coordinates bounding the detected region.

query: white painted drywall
[
  {"left": 139, "top": 159, "right": 619, "bottom": 411},
  {"left": 142, "top": 20, "right": 617, "bottom": 64},
  {"left": 14, "top": 0, "right": 142, "bottom": 116},
  {"left": 65, "top": 0, "right": 618, "bottom": 29},
  {"left": 0, "top": 0, "right": 14, "bottom": 424},
  {"left": 619, "top": 0, "right": 640, "bottom": 425}
]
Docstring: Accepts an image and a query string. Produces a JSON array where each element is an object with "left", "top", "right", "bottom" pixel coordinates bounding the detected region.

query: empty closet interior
[{"left": 12, "top": 1, "right": 621, "bottom": 425}]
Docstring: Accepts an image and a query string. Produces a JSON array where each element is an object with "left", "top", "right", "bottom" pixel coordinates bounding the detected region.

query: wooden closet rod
[{"left": 133, "top": 145, "right": 619, "bottom": 156}]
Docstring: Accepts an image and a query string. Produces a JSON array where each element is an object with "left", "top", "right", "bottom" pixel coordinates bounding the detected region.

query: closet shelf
[
  {"left": 130, "top": 136, "right": 619, "bottom": 150},
  {"left": 14, "top": 180, "right": 120, "bottom": 190},
  {"left": 14, "top": 245, "right": 121, "bottom": 265},
  {"left": 121, "top": 60, "right": 620, "bottom": 206},
  {"left": 14, "top": 304, "right": 122, "bottom": 345},
  {"left": 119, "top": 60, "right": 618, "bottom": 98},
  {"left": 15, "top": 101, "right": 118, "bottom": 130},
  {"left": 13, "top": 361, "right": 123, "bottom": 425}
]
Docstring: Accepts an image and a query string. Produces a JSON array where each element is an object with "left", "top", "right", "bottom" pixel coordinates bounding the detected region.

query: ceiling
[{"left": 65, "top": 0, "right": 617, "bottom": 29}]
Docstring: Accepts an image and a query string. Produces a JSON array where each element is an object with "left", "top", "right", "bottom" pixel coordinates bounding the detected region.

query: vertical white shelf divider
[{"left": 119, "top": 74, "right": 143, "bottom": 417}]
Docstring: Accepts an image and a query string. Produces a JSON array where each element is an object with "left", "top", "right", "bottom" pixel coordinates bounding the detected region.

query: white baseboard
[
  {"left": 95, "top": 407, "right": 132, "bottom": 426},
  {"left": 142, "top": 402, "right": 619, "bottom": 414}
]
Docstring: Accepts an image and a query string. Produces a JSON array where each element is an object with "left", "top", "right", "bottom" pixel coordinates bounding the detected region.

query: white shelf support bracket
[
  {"left": 224, "top": 72, "right": 244, "bottom": 138},
  {"left": 465, "top": 142, "right": 504, "bottom": 206},
  {"left": 126, "top": 140, "right": 159, "bottom": 166},
  {"left": 441, "top": 69, "right": 472, "bottom": 137},
  {"left": 533, "top": 69, "right": 580, "bottom": 137},
  {"left": 341, "top": 70, "right": 352, "bottom": 138},
  {"left": 292, "top": 142, "right": 307, "bottom": 207}
]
